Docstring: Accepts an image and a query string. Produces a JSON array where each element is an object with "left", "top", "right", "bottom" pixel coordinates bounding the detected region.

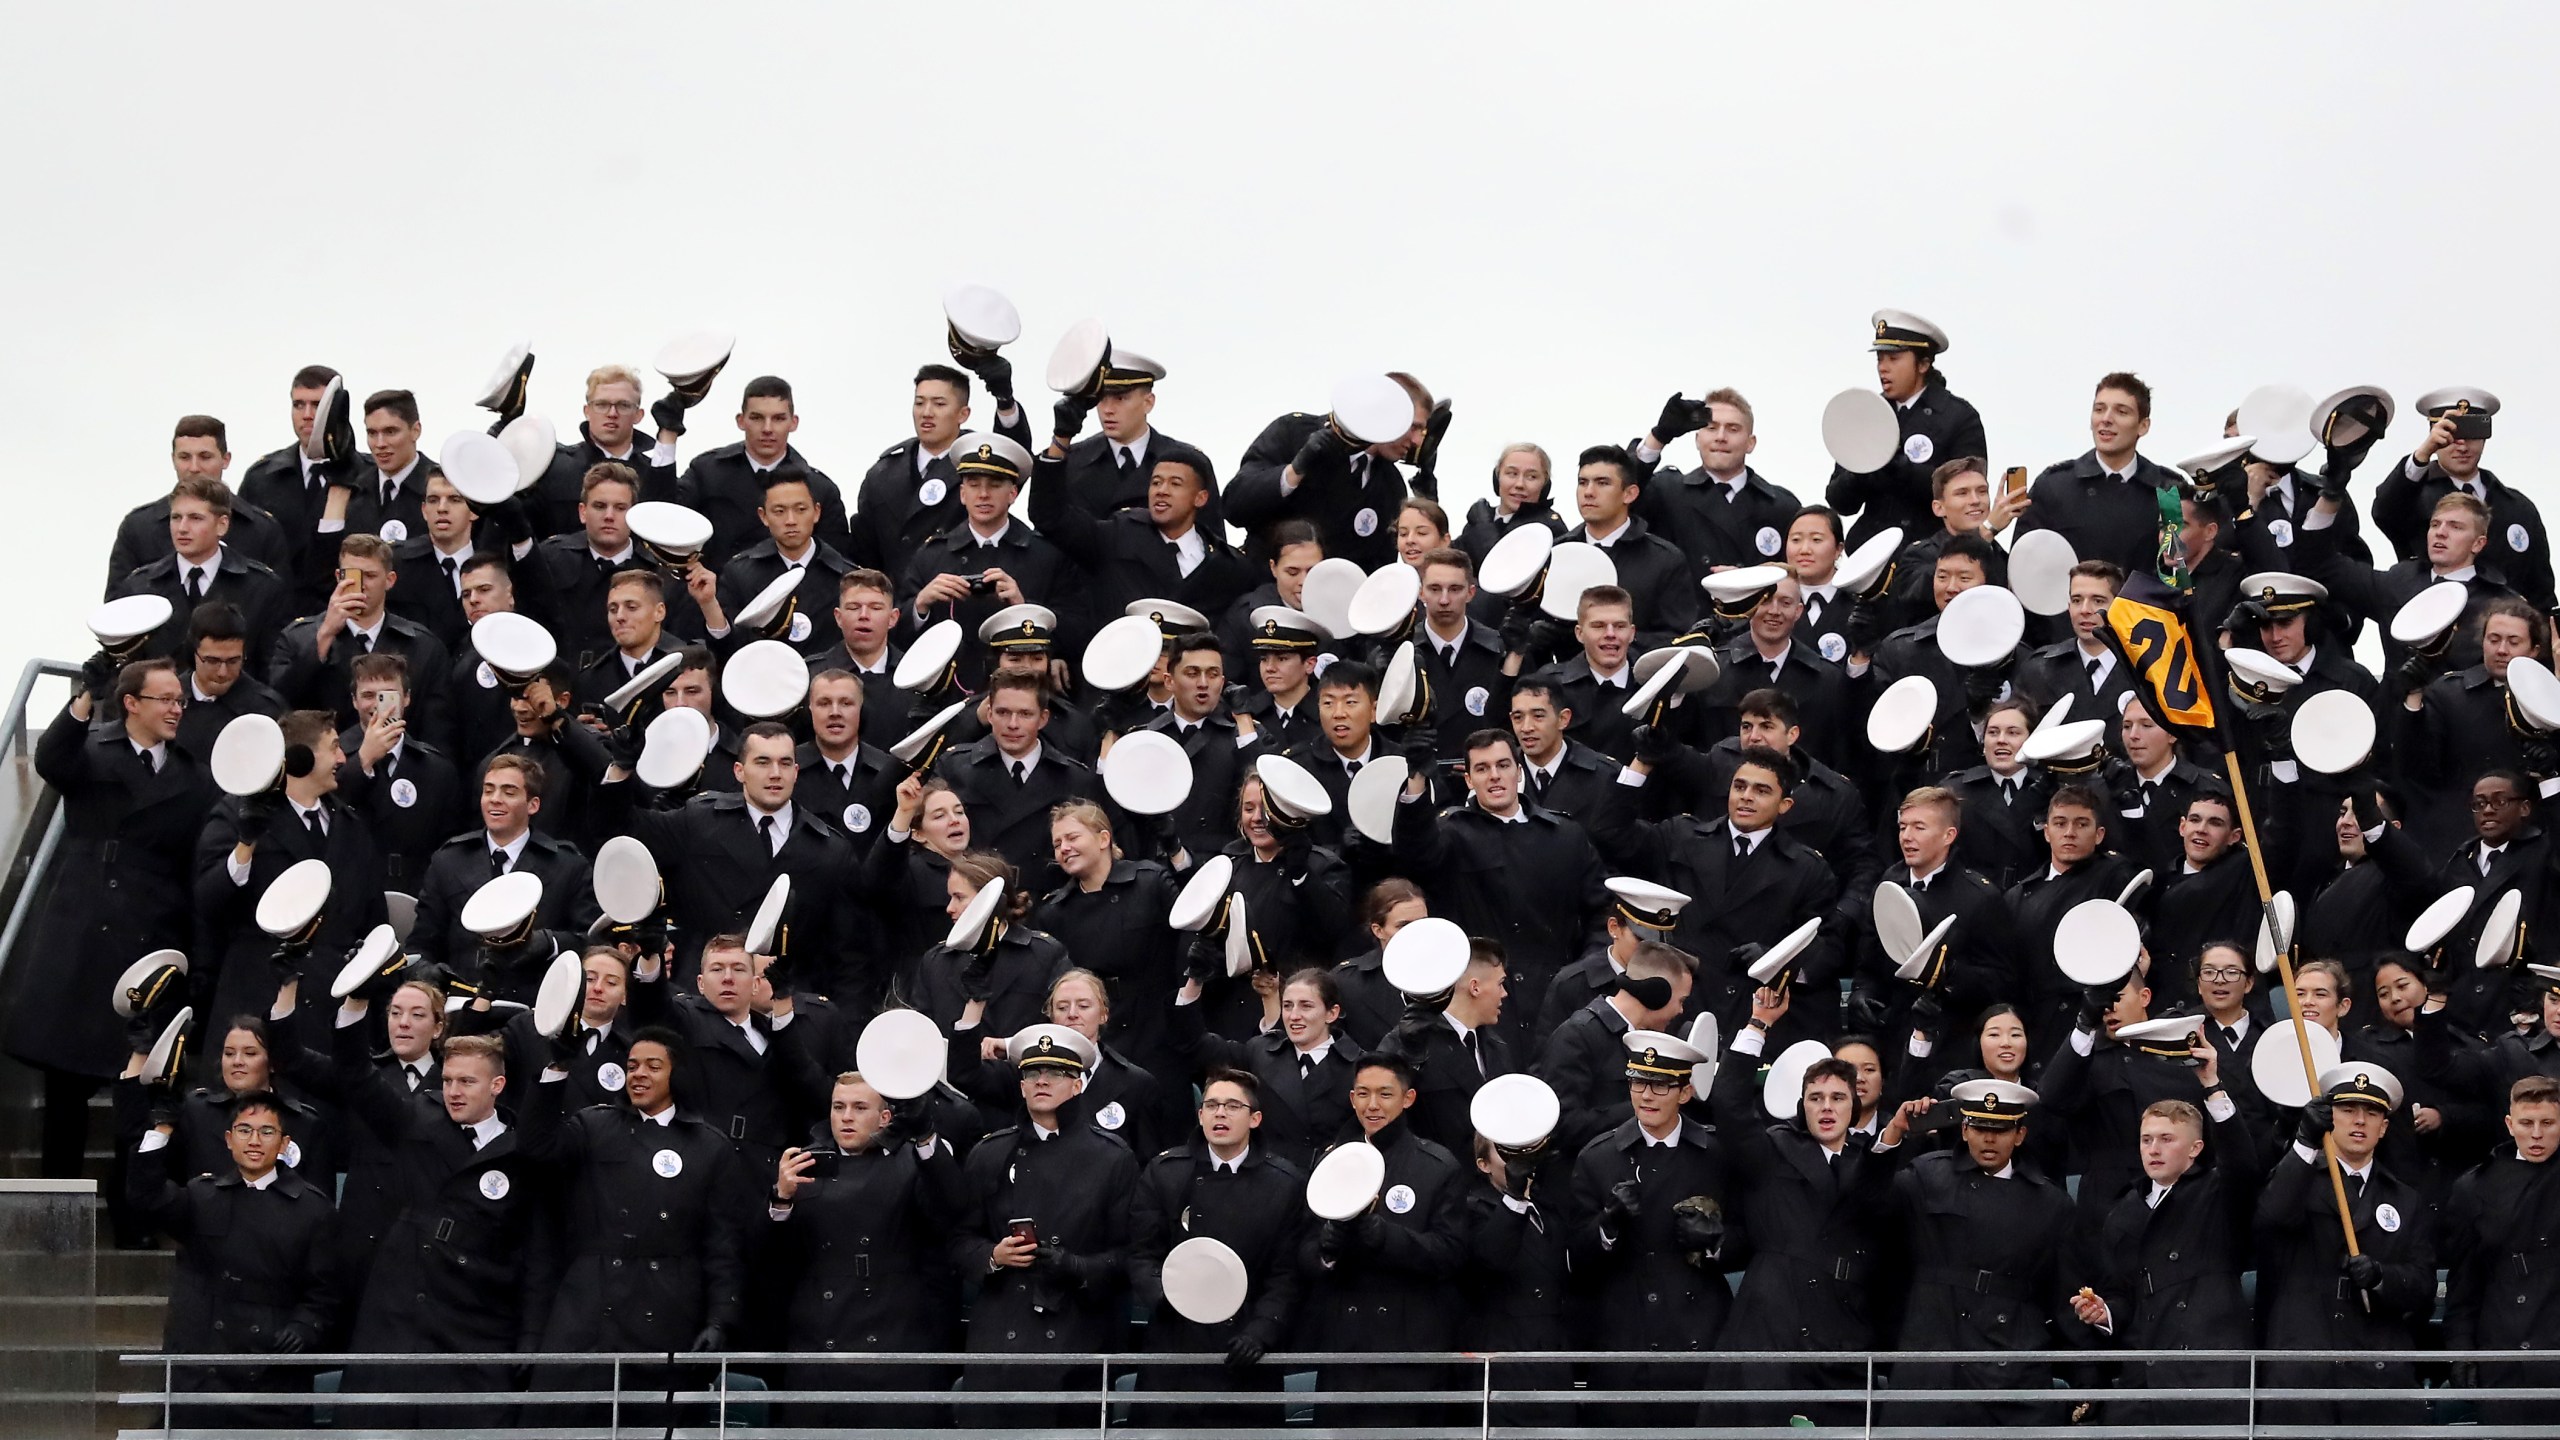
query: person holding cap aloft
[
  {"left": 2065, "top": 1033, "right": 2263, "bottom": 1429},
  {"left": 2371, "top": 387, "right": 2554, "bottom": 612},
  {"left": 1228, "top": 374, "right": 1443, "bottom": 571},
  {"left": 1823, "top": 310, "right": 1988, "bottom": 548},
  {"left": 2253, "top": 1063, "right": 2435, "bottom": 1427}
]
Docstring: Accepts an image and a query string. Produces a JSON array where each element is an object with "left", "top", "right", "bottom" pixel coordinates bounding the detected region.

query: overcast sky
[{"left": 5, "top": 2, "right": 2555, "bottom": 678}]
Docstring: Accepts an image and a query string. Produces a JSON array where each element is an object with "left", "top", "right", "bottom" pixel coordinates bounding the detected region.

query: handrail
[
  {"left": 0, "top": 658, "right": 79, "bottom": 992},
  {"left": 3, "top": 656, "right": 81, "bottom": 762}
]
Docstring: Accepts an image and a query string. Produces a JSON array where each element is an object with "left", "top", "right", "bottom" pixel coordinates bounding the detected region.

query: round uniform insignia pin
[
  {"left": 476, "top": 661, "right": 498, "bottom": 689},
  {"left": 2376, "top": 1202, "right": 2401, "bottom": 1233},
  {"left": 789, "top": 612, "right": 813, "bottom": 642},
  {"left": 1352, "top": 507, "right": 1379, "bottom": 538},
  {"left": 652, "top": 1148, "right": 684, "bottom": 1178},
  {"left": 378, "top": 520, "right": 408, "bottom": 545},
  {"left": 480, "top": 1170, "right": 511, "bottom": 1201},
  {"left": 283, "top": 1140, "right": 303, "bottom": 1168},
  {"left": 843, "top": 803, "right": 873, "bottom": 833},
  {"left": 1384, "top": 1183, "right": 1416, "bottom": 1214},
  {"left": 2267, "top": 519, "right": 2293, "bottom": 549},
  {"left": 2511, "top": 524, "right": 2532, "bottom": 553},
  {"left": 1465, "top": 685, "right": 1489, "bottom": 716},
  {"left": 1096, "top": 1101, "right": 1126, "bottom": 1131},
  {"left": 1903, "top": 434, "right": 1932, "bottom": 465},
  {"left": 1819, "top": 633, "right": 1848, "bottom": 662},
  {"left": 918, "top": 478, "right": 947, "bottom": 507},
  {"left": 390, "top": 778, "right": 417, "bottom": 809},
  {"left": 597, "top": 1062, "right": 626, "bottom": 1092},
  {"left": 1756, "top": 526, "right": 1782, "bottom": 557}
]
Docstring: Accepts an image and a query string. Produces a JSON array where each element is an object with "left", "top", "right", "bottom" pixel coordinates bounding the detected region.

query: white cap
[
  {"left": 1330, "top": 374, "right": 1414, "bottom": 445},
  {"left": 1306, "top": 1140, "right": 1387, "bottom": 1219},
  {"left": 2253, "top": 1021, "right": 2340, "bottom": 1109},
  {"left": 2406, "top": 885, "right": 2477, "bottom": 953},
  {"left": 1469, "top": 1073, "right": 1561, "bottom": 1149},
  {"left": 1081, "top": 613, "right": 1167, "bottom": 693},
  {"left": 2292, "top": 690, "right": 2375, "bottom": 775},
  {"left": 2053, "top": 898, "right": 2141, "bottom": 987},
  {"left": 1300, "top": 557, "right": 1369, "bottom": 640},
  {"left": 1759, "top": 1038, "right": 1835, "bottom": 1120},
  {"left": 210, "top": 713, "right": 286, "bottom": 796},
  {"left": 635, "top": 705, "right": 713, "bottom": 788},
  {"left": 329, "top": 924, "right": 404, "bottom": 1000},
  {"left": 1346, "top": 755, "right": 1408, "bottom": 845},
  {"left": 1746, "top": 917, "right": 1822, "bottom": 983},
  {"left": 654, "top": 330, "right": 735, "bottom": 385},
  {"left": 721, "top": 640, "right": 811, "bottom": 719},
  {"left": 1169, "top": 854, "right": 1235, "bottom": 932},
  {"left": 461, "top": 869, "right": 544, "bottom": 940},
  {"left": 592, "top": 834, "right": 663, "bottom": 926},
  {"left": 1006, "top": 1022, "right": 1098, "bottom": 1073},
  {"left": 1101, "top": 731, "right": 1194, "bottom": 816},
  {"left": 255, "top": 858, "right": 332, "bottom": 938},
  {"left": 894, "top": 620, "right": 964, "bottom": 693},
  {"left": 2007, "top": 530, "right": 2078, "bottom": 617},
  {"left": 1539, "top": 542, "right": 1618, "bottom": 622},
  {"left": 1937, "top": 585, "right": 2025, "bottom": 667},
  {"left": 1820, "top": 388, "right": 1899, "bottom": 473},
  {"left": 89, "top": 594, "right": 172, "bottom": 648},
  {"left": 1347, "top": 562, "right": 1421, "bottom": 637},
  {"left": 474, "top": 342, "right": 531, "bottom": 411},
  {"left": 946, "top": 877, "right": 1006, "bottom": 951},
  {"left": 438, "top": 431, "right": 520, "bottom": 506},
  {"left": 1161, "top": 1236, "right": 1249, "bottom": 1326},
  {"left": 1382, "top": 916, "right": 1471, "bottom": 998},
  {"left": 745, "top": 875, "right": 790, "bottom": 955},
  {"left": 1478, "top": 523, "right": 1555, "bottom": 598},
  {"left": 856, "top": 1009, "right": 947, "bottom": 1100},
  {"left": 942, "top": 285, "right": 1022, "bottom": 350}
]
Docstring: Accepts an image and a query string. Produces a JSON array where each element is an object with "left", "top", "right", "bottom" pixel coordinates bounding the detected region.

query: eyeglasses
[
  {"left": 2473, "top": 794, "right": 2525, "bottom": 811},
  {"left": 1630, "top": 1078, "right": 1685, "bottom": 1095},
  {"left": 227, "top": 1124, "right": 282, "bottom": 1141},
  {"left": 2198, "top": 966, "right": 2248, "bottom": 983},
  {"left": 590, "top": 400, "right": 642, "bottom": 416},
  {"left": 137, "top": 692, "right": 186, "bottom": 708},
  {"left": 1199, "top": 1099, "right": 1254, "bottom": 1115}
]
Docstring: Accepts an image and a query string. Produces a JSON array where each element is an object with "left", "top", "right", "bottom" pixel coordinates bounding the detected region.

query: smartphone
[
  {"left": 809, "top": 1147, "right": 842, "bottom": 1180},
  {"left": 371, "top": 689, "right": 405, "bottom": 725},
  {"left": 2451, "top": 412, "right": 2493, "bottom": 441},
  {"left": 336, "top": 565, "right": 363, "bottom": 589},
  {"left": 2002, "top": 466, "right": 2028, "bottom": 501},
  {"left": 1912, "top": 1103, "right": 1963, "bottom": 1136},
  {"left": 1007, "top": 1217, "right": 1038, "bottom": 1246}
]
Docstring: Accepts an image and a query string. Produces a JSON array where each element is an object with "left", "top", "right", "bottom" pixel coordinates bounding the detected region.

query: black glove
[
  {"left": 1412, "top": 398, "right": 1453, "bottom": 480},
  {"left": 1730, "top": 942, "right": 1769, "bottom": 980},
  {"left": 270, "top": 1321, "right": 314, "bottom": 1354},
  {"left": 79, "top": 650, "right": 120, "bottom": 703},
  {"left": 1225, "top": 1333, "right": 1266, "bottom": 1369},
  {"left": 545, "top": 1015, "right": 587, "bottom": 1068},
  {"left": 2295, "top": 1097, "right": 2334, "bottom": 1151},
  {"left": 956, "top": 945, "right": 997, "bottom": 1002},
  {"left": 1316, "top": 1218, "right": 1350, "bottom": 1265},
  {"left": 2349, "top": 783, "right": 2387, "bottom": 834},
  {"left": 1052, "top": 394, "right": 1095, "bottom": 444},
  {"left": 1632, "top": 722, "right": 1680, "bottom": 767},
  {"left": 2341, "top": 1253, "right": 2384, "bottom": 1291},
  {"left": 1909, "top": 988, "right": 1947, "bottom": 1029},
  {"left": 1962, "top": 663, "right": 2006, "bottom": 708},
  {"left": 1670, "top": 1198, "right": 1726, "bottom": 1259},
  {"left": 959, "top": 349, "right": 1015, "bottom": 405},
  {"left": 1292, "top": 422, "right": 1352, "bottom": 478},
  {"left": 319, "top": 386, "right": 357, "bottom": 472},
  {"left": 1844, "top": 985, "right": 1894, "bottom": 1035},
  {"left": 234, "top": 793, "right": 281, "bottom": 847},
  {"left": 599, "top": 722, "right": 643, "bottom": 770},
  {"left": 1651, "top": 392, "right": 1712, "bottom": 445},
  {"left": 647, "top": 394, "right": 689, "bottom": 437},
  {"left": 2224, "top": 598, "right": 2272, "bottom": 638},
  {"left": 688, "top": 1325, "right": 727, "bottom": 1353},
  {"left": 2389, "top": 653, "right": 2432, "bottom": 699},
  {"left": 1498, "top": 607, "right": 1538, "bottom": 658},
  {"left": 1397, "top": 727, "right": 1437, "bottom": 773},
  {"left": 1601, "top": 1178, "right": 1641, "bottom": 1235},
  {"left": 1846, "top": 600, "right": 1888, "bottom": 657},
  {"left": 1527, "top": 616, "right": 1575, "bottom": 660},
  {"left": 1389, "top": 1006, "right": 1438, "bottom": 1057},
  {"left": 1032, "top": 1237, "right": 1073, "bottom": 1277},
  {"left": 2254, "top": 708, "right": 2295, "bottom": 763},
  {"left": 2523, "top": 736, "right": 2560, "bottom": 781},
  {"left": 2075, "top": 983, "right": 2117, "bottom": 1031},
  {"left": 882, "top": 1099, "right": 934, "bottom": 1146}
]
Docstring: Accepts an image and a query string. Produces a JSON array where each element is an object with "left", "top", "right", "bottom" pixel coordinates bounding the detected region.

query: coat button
[
  {"left": 2167, "top": 1252, "right": 2179, "bottom": 1260},
  {"left": 823, "top": 1291, "right": 834, "bottom": 1300}
]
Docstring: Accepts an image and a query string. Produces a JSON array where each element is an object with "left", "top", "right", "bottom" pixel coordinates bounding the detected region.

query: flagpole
[{"left": 2136, "top": 585, "right": 2364, "bottom": 1262}]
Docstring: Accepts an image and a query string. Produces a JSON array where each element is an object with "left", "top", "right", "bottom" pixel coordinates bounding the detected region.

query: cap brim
[
  {"left": 1161, "top": 1236, "right": 1250, "bottom": 1325},
  {"left": 634, "top": 705, "right": 713, "bottom": 788},
  {"left": 1821, "top": 388, "right": 1900, "bottom": 473},
  {"left": 1101, "top": 731, "right": 1194, "bottom": 815},
  {"left": 1938, "top": 586, "right": 2026, "bottom": 667},
  {"left": 1347, "top": 755, "right": 1410, "bottom": 844},
  {"left": 2292, "top": 690, "right": 2375, "bottom": 774},
  {"left": 1306, "top": 1141, "right": 1387, "bottom": 1219},
  {"left": 855, "top": 1009, "right": 947, "bottom": 1100}
]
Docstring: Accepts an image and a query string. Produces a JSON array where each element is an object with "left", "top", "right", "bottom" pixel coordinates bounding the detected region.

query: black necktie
[
  {"left": 2001, "top": 779, "right": 2019, "bottom": 807},
  {"left": 757, "top": 814, "right": 776, "bottom": 851},
  {"left": 1911, "top": 874, "right": 1929, "bottom": 893},
  {"left": 831, "top": 763, "right": 848, "bottom": 788},
  {"left": 2222, "top": 1025, "right": 2241, "bottom": 1049},
  {"left": 1345, "top": 759, "right": 1363, "bottom": 779},
  {"left": 1732, "top": 834, "right": 1751, "bottom": 860},
  {"left": 489, "top": 848, "right": 509, "bottom": 876},
  {"left": 303, "top": 809, "right": 323, "bottom": 837},
  {"left": 1530, "top": 767, "right": 1550, "bottom": 797},
  {"left": 597, "top": 556, "right": 617, "bottom": 582},
  {"left": 351, "top": 626, "right": 373, "bottom": 654},
  {"left": 405, "top": 1066, "right": 421, "bottom": 1092},
  {"left": 2086, "top": 657, "right": 2102, "bottom": 683},
  {"left": 1298, "top": 1054, "right": 1316, "bottom": 1081},
  {"left": 1461, "top": 1028, "right": 1483, "bottom": 1077},
  {"left": 379, "top": 479, "right": 394, "bottom": 512},
  {"left": 2140, "top": 779, "right": 2159, "bottom": 811},
  {"left": 1805, "top": 593, "right": 1825, "bottom": 630},
  {"left": 1117, "top": 446, "right": 1136, "bottom": 480},
  {"left": 185, "top": 567, "right": 205, "bottom": 604},
  {"left": 441, "top": 557, "right": 459, "bottom": 594},
  {"left": 1010, "top": 760, "right": 1028, "bottom": 786}
]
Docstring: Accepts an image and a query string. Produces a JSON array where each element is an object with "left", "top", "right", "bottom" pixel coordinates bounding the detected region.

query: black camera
[{"left": 966, "top": 573, "right": 995, "bottom": 596}]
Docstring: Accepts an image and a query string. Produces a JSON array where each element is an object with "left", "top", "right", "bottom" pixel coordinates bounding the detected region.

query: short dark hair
[
  {"left": 1737, "top": 687, "right": 1799, "bottom": 730},
  {"left": 1938, "top": 531, "right": 1998, "bottom": 571},
  {"left": 1155, "top": 441, "right": 1218, "bottom": 491},
  {"left": 740, "top": 720, "right": 793, "bottom": 753},
  {"left": 987, "top": 670, "right": 1047, "bottom": 708},
  {"left": 227, "top": 1089, "right": 291, "bottom": 1134},
  {"left": 172, "top": 414, "right": 228, "bottom": 452},
  {"left": 460, "top": 551, "right": 512, "bottom": 583},
  {"left": 582, "top": 462, "right": 638, "bottom": 502},
  {"left": 627, "top": 1025, "right": 689, "bottom": 1105},
  {"left": 1352, "top": 1056, "right": 1420, "bottom": 1093},
  {"left": 1733, "top": 743, "right": 1798, "bottom": 794},
  {"left": 673, "top": 642, "right": 717, "bottom": 681},
  {"left": 1318, "top": 659, "right": 1379, "bottom": 699},
  {"left": 1202, "top": 1067, "right": 1261, "bottom": 1110},
  {"left": 1172, "top": 630, "right": 1223, "bottom": 664},
  {"left": 2514, "top": 1076, "right": 2560, "bottom": 1110},
  {"left": 2097, "top": 371, "right": 2153, "bottom": 421},
  {"left": 2047, "top": 782, "right": 2107, "bottom": 817},
  {"left": 114, "top": 658, "right": 177, "bottom": 714},
  {"left": 189, "top": 601, "right": 248, "bottom": 649},
  {"left": 350, "top": 652, "right": 409, "bottom": 692},
  {"left": 741, "top": 376, "right": 795, "bottom": 409},
  {"left": 1576, "top": 444, "right": 1639, "bottom": 488},
  {"left": 1270, "top": 519, "right": 1322, "bottom": 553},
  {"left": 1464, "top": 728, "right": 1523, "bottom": 768},
  {"left": 913, "top": 364, "right": 970, "bottom": 403},
  {"left": 361, "top": 389, "right": 420, "bottom": 426},
  {"left": 1929, "top": 455, "right": 1989, "bottom": 499},
  {"left": 290, "top": 365, "right": 339, "bottom": 392},
  {"left": 482, "top": 750, "right": 546, "bottom": 799},
  {"left": 1788, "top": 505, "right": 1844, "bottom": 545},
  {"left": 608, "top": 568, "right": 666, "bottom": 604},
  {"left": 1508, "top": 676, "right": 1564, "bottom": 711},
  {"left": 1803, "top": 1057, "right": 1858, "bottom": 1096},
  {"left": 2184, "top": 786, "right": 2235, "bottom": 825}
]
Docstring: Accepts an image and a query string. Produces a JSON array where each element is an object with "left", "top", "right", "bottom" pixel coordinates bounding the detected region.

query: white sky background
[{"left": 3, "top": 2, "right": 2556, "bottom": 680}]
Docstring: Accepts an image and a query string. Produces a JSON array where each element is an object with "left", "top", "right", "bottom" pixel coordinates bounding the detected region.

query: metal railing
[
  {"left": 0, "top": 658, "right": 82, "bottom": 989},
  {"left": 112, "top": 1346, "right": 2560, "bottom": 1437}
]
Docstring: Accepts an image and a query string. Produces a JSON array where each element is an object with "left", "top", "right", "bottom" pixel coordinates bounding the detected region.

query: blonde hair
[
  {"left": 1047, "top": 968, "right": 1111, "bottom": 1019},
  {"left": 1048, "top": 801, "right": 1121, "bottom": 858},
  {"left": 586, "top": 364, "right": 646, "bottom": 403}
]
